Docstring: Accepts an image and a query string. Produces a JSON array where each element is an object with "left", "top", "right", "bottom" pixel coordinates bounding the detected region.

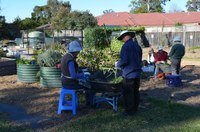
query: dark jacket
[
  {"left": 61, "top": 53, "right": 79, "bottom": 87},
  {"left": 169, "top": 44, "right": 185, "bottom": 59},
  {"left": 117, "top": 38, "right": 142, "bottom": 79}
]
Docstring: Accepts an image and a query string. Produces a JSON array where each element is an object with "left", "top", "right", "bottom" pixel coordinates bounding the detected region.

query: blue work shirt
[
  {"left": 117, "top": 38, "right": 142, "bottom": 79},
  {"left": 68, "top": 61, "right": 84, "bottom": 79}
]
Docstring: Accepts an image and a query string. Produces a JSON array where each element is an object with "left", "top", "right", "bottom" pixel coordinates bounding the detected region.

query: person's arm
[
  {"left": 68, "top": 61, "right": 84, "bottom": 79},
  {"left": 155, "top": 52, "right": 159, "bottom": 62},
  {"left": 147, "top": 54, "right": 150, "bottom": 63},
  {"left": 117, "top": 45, "right": 128, "bottom": 68},
  {"left": 183, "top": 46, "right": 185, "bottom": 56},
  {"left": 168, "top": 46, "right": 175, "bottom": 57}
]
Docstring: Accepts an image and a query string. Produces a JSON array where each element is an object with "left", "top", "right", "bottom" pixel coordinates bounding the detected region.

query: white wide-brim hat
[
  {"left": 158, "top": 45, "right": 164, "bottom": 50},
  {"left": 67, "top": 41, "right": 82, "bottom": 52},
  {"left": 173, "top": 36, "right": 182, "bottom": 43},
  {"left": 117, "top": 30, "right": 135, "bottom": 40}
]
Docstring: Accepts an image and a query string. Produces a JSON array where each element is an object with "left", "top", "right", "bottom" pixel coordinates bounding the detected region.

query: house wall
[{"left": 145, "top": 24, "right": 200, "bottom": 47}]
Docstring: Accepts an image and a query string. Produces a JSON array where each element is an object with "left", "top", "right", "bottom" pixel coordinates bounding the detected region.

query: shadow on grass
[
  {"left": 58, "top": 66, "right": 200, "bottom": 131},
  {"left": 60, "top": 98, "right": 200, "bottom": 132},
  {"left": 0, "top": 112, "right": 32, "bottom": 132}
]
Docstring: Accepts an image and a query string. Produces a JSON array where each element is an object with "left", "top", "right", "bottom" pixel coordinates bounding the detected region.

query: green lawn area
[
  {"left": 1, "top": 98, "right": 200, "bottom": 132},
  {"left": 60, "top": 98, "right": 200, "bottom": 132}
]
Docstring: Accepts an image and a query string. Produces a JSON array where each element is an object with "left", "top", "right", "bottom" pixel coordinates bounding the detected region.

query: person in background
[
  {"left": 147, "top": 47, "right": 156, "bottom": 73},
  {"left": 169, "top": 36, "right": 185, "bottom": 75},
  {"left": 61, "top": 41, "right": 93, "bottom": 106},
  {"left": 154, "top": 46, "right": 170, "bottom": 79},
  {"left": 147, "top": 48, "right": 156, "bottom": 65},
  {"left": 116, "top": 30, "right": 142, "bottom": 116}
]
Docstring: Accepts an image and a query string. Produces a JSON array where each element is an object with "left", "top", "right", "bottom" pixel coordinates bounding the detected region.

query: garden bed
[{"left": 0, "top": 57, "right": 16, "bottom": 76}]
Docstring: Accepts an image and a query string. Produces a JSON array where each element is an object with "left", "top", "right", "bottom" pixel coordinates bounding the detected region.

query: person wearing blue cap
[
  {"left": 169, "top": 36, "right": 185, "bottom": 75},
  {"left": 61, "top": 41, "right": 93, "bottom": 106},
  {"left": 116, "top": 30, "right": 142, "bottom": 116}
]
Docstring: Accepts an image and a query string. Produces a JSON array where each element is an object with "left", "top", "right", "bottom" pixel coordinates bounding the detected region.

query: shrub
[
  {"left": 77, "top": 47, "right": 118, "bottom": 72},
  {"left": 49, "top": 43, "right": 67, "bottom": 55},
  {"left": 16, "top": 59, "right": 34, "bottom": 64},
  {"left": 84, "top": 27, "right": 112, "bottom": 49},
  {"left": 37, "top": 49, "right": 62, "bottom": 67}
]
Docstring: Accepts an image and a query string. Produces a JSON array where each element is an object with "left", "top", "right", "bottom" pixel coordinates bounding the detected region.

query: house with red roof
[{"left": 96, "top": 12, "right": 200, "bottom": 47}]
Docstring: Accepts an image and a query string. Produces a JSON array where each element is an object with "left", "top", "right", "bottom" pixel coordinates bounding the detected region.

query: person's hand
[
  {"left": 115, "top": 61, "right": 121, "bottom": 69},
  {"left": 115, "top": 61, "right": 118, "bottom": 67},
  {"left": 83, "top": 72, "right": 91, "bottom": 79},
  {"left": 160, "top": 61, "right": 165, "bottom": 64}
]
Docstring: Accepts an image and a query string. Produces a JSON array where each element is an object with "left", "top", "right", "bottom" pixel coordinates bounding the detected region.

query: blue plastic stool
[
  {"left": 165, "top": 75, "right": 182, "bottom": 87},
  {"left": 57, "top": 87, "right": 78, "bottom": 115},
  {"left": 93, "top": 93, "right": 120, "bottom": 112}
]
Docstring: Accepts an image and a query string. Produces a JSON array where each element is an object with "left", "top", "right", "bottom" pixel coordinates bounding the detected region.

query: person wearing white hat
[
  {"left": 116, "top": 30, "right": 142, "bottom": 116},
  {"left": 61, "top": 41, "right": 94, "bottom": 106},
  {"left": 169, "top": 36, "right": 185, "bottom": 75}
]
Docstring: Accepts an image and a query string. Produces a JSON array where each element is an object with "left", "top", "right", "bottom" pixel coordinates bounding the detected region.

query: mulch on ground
[{"left": 0, "top": 65, "right": 199, "bottom": 130}]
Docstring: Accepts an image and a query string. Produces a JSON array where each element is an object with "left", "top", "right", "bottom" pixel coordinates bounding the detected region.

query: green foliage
[
  {"left": 37, "top": 48, "right": 62, "bottom": 67},
  {"left": 84, "top": 27, "right": 112, "bottom": 49},
  {"left": 129, "top": 0, "right": 170, "bottom": 13},
  {"left": 103, "top": 9, "right": 114, "bottom": 14},
  {"left": 51, "top": 8, "right": 96, "bottom": 30},
  {"left": 50, "top": 43, "right": 67, "bottom": 55},
  {"left": 31, "top": 0, "right": 72, "bottom": 26},
  {"left": 186, "top": 0, "right": 200, "bottom": 12},
  {"left": 106, "top": 26, "right": 145, "bottom": 33},
  {"left": 16, "top": 59, "right": 33, "bottom": 64},
  {"left": 110, "top": 37, "right": 123, "bottom": 53},
  {"left": 31, "top": 5, "right": 50, "bottom": 25},
  {"left": 14, "top": 18, "right": 40, "bottom": 30},
  {"left": 0, "top": 16, "right": 10, "bottom": 40},
  {"left": 77, "top": 47, "right": 119, "bottom": 72},
  {"left": 175, "top": 22, "right": 183, "bottom": 27},
  {"left": 109, "top": 76, "right": 123, "bottom": 83},
  {"left": 84, "top": 26, "right": 145, "bottom": 49}
]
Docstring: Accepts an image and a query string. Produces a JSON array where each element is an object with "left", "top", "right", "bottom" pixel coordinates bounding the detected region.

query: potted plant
[{"left": 37, "top": 48, "right": 62, "bottom": 88}]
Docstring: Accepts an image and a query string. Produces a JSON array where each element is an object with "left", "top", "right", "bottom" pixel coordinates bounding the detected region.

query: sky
[{"left": 1, "top": 0, "right": 188, "bottom": 23}]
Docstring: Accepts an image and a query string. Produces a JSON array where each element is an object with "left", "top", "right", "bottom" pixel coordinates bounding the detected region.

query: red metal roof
[
  {"left": 96, "top": 12, "right": 136, "bottom": 26},
  {"left": 96, "top": 12, "right": 200, "bottom": 27}
]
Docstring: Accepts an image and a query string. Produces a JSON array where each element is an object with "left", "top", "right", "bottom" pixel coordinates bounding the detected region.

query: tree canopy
[
  {"left": 13, "top": 17, "right": 40, "bottom": 30},
  {"left": 186, "top": 0, "right": 200, "bottom": 12},
  {"left": 31, "top": 0, "right": 96, "bottom": 31},
  {"left": 103, "top": 9, "right": 114, "bottom": 14},
  {"left": 129, "top": 0, "right": 170, "bottom": 13}
]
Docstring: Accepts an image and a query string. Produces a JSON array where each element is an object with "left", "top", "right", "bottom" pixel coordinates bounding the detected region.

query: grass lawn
[
  {"left": 0, "top": 113, "right": 31, "bottom": 132},
  {"left": 60, "top": 98, "right": 200, "bottom": 132}
]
